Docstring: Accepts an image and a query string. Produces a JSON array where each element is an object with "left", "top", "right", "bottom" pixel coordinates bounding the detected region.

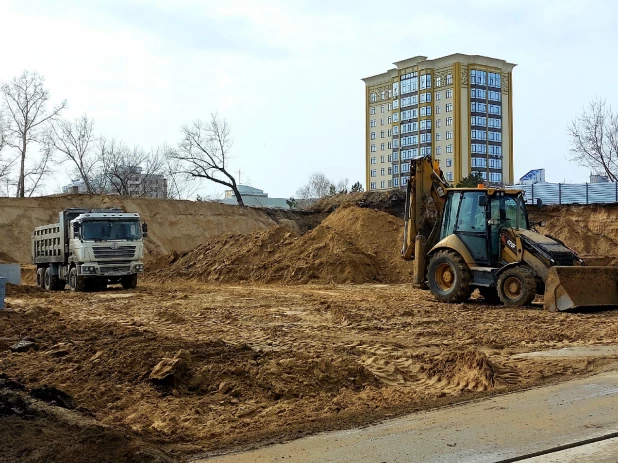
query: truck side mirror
[
  {"left": 72, "top": 223, "right": 81, "bottom": 238},
  {"left": 142, "top": 223, "right": 148, "bottom": 238}
]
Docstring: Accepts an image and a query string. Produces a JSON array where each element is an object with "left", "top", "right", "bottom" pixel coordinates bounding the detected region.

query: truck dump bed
[{"left": 32, "top": 222, "right": 65, "bottom": 264}]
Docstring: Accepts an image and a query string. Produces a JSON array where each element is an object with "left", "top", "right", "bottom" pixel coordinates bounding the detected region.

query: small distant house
[
  {"left": 519, "top": 169, "right": 545, "bottom": 185},
  {"left": 221, "top": 185, "right": 289, "bottom": 209}
]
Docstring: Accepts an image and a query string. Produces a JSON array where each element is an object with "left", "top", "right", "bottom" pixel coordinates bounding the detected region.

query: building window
[
  {"left": 393, "top": 99, "right": 399, "bottom": 109},
  {"left": 402, "top": 177, "right": 408, "bottom": 186},
  {"left": 381, "top": 130, "right": 385, "bottom": 138},
  {"left": 393, "top": 126, "right": 399, "bottom": 135},
  {"left": 379, "top": 180, "right": 385, "bottom": 188},
  {"left": 446, "top": 89, "right": 453, "bottom": 99},
  {"left": 371, "top": 132, "right": 376, "bottom": 140},
  {"left": 436, "top": 132, "right": 441, "bottom": 141},
  {"left": 388, "top": 141, "right": 392, "bottom": 149},
  {"left": 380, "top": 168, "right": 385, "bottom": 176},
  {"left": 489, "top": 72, "right": 501, "bottom": 88},
  {"left": 388, "top": 179, "right": 392, "bottom": 188},
  {"left": 446, "top": 144, "right": 453, "bottom": 153},
  {"left": 393, "top": 112, "right": 399, "bottom": 122},
  {"left": 371, "top": 144, "right": 376, "bottom": 152},
  {"left": 436, "top": 119, "right": 441, "bottom": 128},
  {"left": 388, "top": 103, "right": 392, "bottom": 111},
  {"left": 446, "top": 131, "right": 453, "bottom": 140},
  {"left": 446, "top": 103, "right": 453, "bottom": 112},
  {"left": 435, "top": 105, "right": 441, "bottom": 114},
  {"left": 381, "top": 143, "right": 385, "bottom": 151},
  {"left": 370, "top": 169, "right": 376, "bottom": 177},
  {"left": 371, "top": 93, "right": 377, "bottom": 102},
  {"left": 446, "top": 172, "right": 453, "bottom": 181},
  {"left": 388, "top": 116, "right": 392, "bottom": 124},
  {"left": 380, "top": 118, "right": 385, "bottom": 126},
  {"left": 446, "top": 117, "right": 453, "bottom": 126},
  {"left": 490, "top": 172, "right": 502, "bottom": 183},
  {"left": 436, "top": 146, "right": 441, "bottom": 154},
  {"left": 387, "top": 129, "right": 392, "bottom": 137},
  {"left": 446, "top": 158, "right": 452, "bottom": 167},
  {"left": 380, "top": 155, "right": 385, "bottom": 163},
  {"left": 393, "top": 139, "right": 399, "bottom": 148},
  {"left": 420, "top": 92, "right": 432, "bottom": 103},
  {"left": 393, "top": 164, "right": 399, "bottom": 174},
  {"left": 388, "top": 167, "right": 392, "bottom": 175},
  {"left": 394, "top": 177, "right": 399, "bottom": 187},
  {"left": 370, "top": 106, "right": 376, "bottom": 115},
  {"left": 392, "top": 151, "right": 399, "bottom": 161},
  {"left": 370, "top": 182, "right": 376, "bottom": 190},
  {"left": 370, "top": 119, "right": 376, "bottom": 128},
  {"left": 370, "top": 157, "right": 376, "bottom": 165},
  {"left": 446, "top": 74, "right": 453, "bottom": 85}
]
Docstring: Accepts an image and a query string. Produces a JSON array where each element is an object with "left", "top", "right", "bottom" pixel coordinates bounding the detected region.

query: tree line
[{"left": 0, "top": 70, "right": 248, "bottom": 203}]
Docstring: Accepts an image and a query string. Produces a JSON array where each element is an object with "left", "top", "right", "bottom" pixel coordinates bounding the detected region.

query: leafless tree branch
[{"left": 168, "top": 113, "right": 244, "bottom": 206}]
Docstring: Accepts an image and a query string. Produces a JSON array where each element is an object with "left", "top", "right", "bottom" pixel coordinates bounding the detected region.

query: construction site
[{"left": 2, "top": 187, "right": 618, "bottom": 462}]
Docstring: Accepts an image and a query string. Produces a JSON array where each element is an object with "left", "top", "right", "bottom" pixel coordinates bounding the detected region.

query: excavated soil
[
  {"left": 155, "top": 206, "right": 412, "bottom": 284},
  {"left": 2, "top": 281, "right": 618, "bottom": 461}
]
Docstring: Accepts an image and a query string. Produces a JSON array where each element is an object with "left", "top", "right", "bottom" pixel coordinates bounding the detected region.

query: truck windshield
[{"left": 81, "top": 221, "right": 141, "bottom": 241}]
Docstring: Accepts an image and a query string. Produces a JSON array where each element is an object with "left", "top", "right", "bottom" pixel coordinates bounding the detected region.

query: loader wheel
[
  {"left": 427, "top": 250, "right": 472, "bottom": 303},
  {"left": 478, "top": 287, "right": 502, "bottom": 305},
  {"left": 497, "top": 266, "right": 537, "bottom": 307},
  {"left": 44, "top": 267, "right": 59, "bottom": 291},
  {"left": 68, "top": 267, "right": 85, "bottom": 292}
]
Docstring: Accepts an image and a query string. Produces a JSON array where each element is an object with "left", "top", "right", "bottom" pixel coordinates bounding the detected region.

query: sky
[{"left": 0, "top": 0, "right": 617, "bottom": 198}]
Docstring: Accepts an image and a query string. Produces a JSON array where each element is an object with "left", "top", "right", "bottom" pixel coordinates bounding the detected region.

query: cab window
[{"left": 456, "top": 192, "right": 486, "bottom": 233}]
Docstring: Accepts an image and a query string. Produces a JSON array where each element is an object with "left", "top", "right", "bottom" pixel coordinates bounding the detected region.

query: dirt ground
[{"left": 3, "top": 279, "right": 618, "bottom": 462}]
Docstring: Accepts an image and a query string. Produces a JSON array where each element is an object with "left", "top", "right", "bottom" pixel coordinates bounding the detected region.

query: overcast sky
[{"left": 0, "top": 0, "right": 617, "bottom": 198}]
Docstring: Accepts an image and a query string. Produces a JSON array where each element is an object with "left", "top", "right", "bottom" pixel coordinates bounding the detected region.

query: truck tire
[
  {"left": 121, "top": 274, "right": 137, "bottom": 289},
  {"left": 98, "top": 278, "right": 108, "bottom": 291},
  {"left": 478, "top": 287, "right": 502, "bottom": 305},
  {"left": 68, "top": 267, "right": 85, "bottom": 292},
  {"left": 44, "top": 267, "right": 60, "bottom": 291},
  {"left": 497, "top": 266, "right": 537, "bottom": 307},
  {"left": 427, "top": 250, "right": 472, "bottom": 303},
  {"left": 36, "top": 268, "right": 45, "bottom": 288}
]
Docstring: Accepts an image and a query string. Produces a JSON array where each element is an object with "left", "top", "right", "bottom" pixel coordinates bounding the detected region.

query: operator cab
[{"left": 440, "top": 188, "right": 528, "bottom": 266}]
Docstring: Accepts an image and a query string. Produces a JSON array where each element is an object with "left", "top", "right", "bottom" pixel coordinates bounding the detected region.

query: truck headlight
[
  {"left": 133, "top": 264, "right": 144, "bottom": 272},
  {"left": 81, "top": 265, "right": 97, "bottom": 274}
]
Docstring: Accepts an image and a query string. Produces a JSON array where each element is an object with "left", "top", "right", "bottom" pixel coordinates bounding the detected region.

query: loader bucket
[{"left": 544, "top": 266, "right": 618, "bottom": 312}]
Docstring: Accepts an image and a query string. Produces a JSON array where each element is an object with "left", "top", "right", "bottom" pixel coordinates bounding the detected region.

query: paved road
[{"left": 203, "top": 371, "right": 618, "bottom": 462}]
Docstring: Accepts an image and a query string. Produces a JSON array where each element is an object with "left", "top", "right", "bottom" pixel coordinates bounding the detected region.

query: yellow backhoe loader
[{"left": 402, "top": 156, "right": 618, "bottom": 311}]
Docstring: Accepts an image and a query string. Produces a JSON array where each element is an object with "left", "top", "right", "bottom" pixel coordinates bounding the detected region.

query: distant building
[
  {"left": 62, "top": 167, "right": 168, "bottom": 198},
  {"left": 590, "top": 173, "right": 610, "bottom": 183},
  {"left": 221, "top": 185, "right": 289, "bottom": 209},
  {"left": 519, "top": 169, "right": 545, "bottom": 185}
]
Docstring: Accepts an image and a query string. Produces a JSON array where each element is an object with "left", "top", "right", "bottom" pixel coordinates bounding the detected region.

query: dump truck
[
  {"left": 401, "top": 156, "right": 618, "bottom": 311},
  {"left": 32, "top": 208, "right": 147, "bottom": 292}
]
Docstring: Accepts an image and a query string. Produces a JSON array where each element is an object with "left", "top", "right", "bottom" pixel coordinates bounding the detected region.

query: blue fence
[{"left": 507, "top": 182, "right": 618, "bottom": 205}]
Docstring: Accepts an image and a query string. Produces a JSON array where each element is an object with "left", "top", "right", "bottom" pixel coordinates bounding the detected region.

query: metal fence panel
[{"left": 506, "top": 182, "right": 618, "bottom": 205}]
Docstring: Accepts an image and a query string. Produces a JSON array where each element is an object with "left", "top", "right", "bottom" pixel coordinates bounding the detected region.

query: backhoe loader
[{"left": 401, "top": 156, "right": 618, "bottom": 311}]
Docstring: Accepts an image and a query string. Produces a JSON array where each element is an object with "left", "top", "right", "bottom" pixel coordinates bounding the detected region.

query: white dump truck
[{"left": 32, "top": 208, "right": 147, "bottom": 291}]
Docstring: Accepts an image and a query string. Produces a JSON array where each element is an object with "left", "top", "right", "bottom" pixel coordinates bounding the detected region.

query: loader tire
[
  {"left": 497, "top": 266, "right": 536, "bottom": 307},
  {"left": 427, "top": 250, "right": 472, "bottom": 303},
  {"left": 478, "top": 287, "right": 502, "bottom": 305}
]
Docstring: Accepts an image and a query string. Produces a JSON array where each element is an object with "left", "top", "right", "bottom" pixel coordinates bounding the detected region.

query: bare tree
[
  {"left": 164, "top": 156, "right": 201, "bottom": 200},
  {"left": 169, "top": 113, "right": 244, "bottom": 206},
  {"left": 23, "top": 133, "right": 55, "bottom": 196},
  {"left": 99, "top": 138, "right": 166, "bottom": 197},
  {"left": 569, "top": 98, "right": 618, "bottom": 182},
  {"left": 0, "top": 112, "right": 13, "bottom": 182},
  {"left": 296, "top": 172, "right": 334, "bottom": 199},
  {"left": 1, "top": 70, "right": 67, "bottom": 197},
  {"left": 51, "top": 114, "right": 98, "bottom": 193}
]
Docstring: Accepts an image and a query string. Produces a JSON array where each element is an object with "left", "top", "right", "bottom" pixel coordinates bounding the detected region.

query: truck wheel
[
  {"left": 36, "top": 268, "right": 45, "bottom": 288},
  {"left": 478, "top": 287, "right": 502, "bottom": 305},
  {"left": 68, "top": 267, "right": 85, "bottom": 292},
  {"left": 44, "top": 268, "right": 59, "bottom": 291},
  {"left": 98, "top": 278, "right": 108, "bottom": 291},
  {"left": 121, "top": 274, "right": 137, "bottom": 289},
  {"left": 497, "top": 266, "right": 537, "bottom": 306},
  {"left": 427, "top": 250, "right": 472, "bottom": 303}
]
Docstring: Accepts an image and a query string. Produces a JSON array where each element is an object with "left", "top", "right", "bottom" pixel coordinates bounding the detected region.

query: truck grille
[
  {"left": 92, "top": 245, "right": 136, "bottom": 259},
  {"left": 101, "top": 266, "right": 131, "bottom": 274}
]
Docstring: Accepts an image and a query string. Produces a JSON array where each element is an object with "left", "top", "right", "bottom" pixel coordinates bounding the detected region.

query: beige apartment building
[{"left": 363, "top": 54, "right": 516, "bottom": 190}]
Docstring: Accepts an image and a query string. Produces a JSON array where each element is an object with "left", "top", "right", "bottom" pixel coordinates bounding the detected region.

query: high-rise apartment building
[{"left": 362, "top": 54, "right": 516, "bottom": 190}]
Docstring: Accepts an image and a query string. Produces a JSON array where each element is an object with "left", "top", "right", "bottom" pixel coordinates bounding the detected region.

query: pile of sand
[{"left": 156, "top": 206, "right": 412, "bottom": 284}]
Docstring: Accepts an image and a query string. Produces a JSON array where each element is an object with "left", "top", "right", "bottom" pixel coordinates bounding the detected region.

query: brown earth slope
[
  {"left": 0, "top": 195, "right": 279, "bottom": 265},
  {"left": 155, "top": 206, "right": 412, "bottom": 284}
]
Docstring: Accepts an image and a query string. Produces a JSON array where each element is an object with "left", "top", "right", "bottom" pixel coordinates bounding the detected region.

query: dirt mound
[
  {"left": 0, "top": 251, "right": 17, "bottom": 264},
  {"left": 5, "top": 283, "right": 46, "bottom": 296},
  {"left": 424, "top": 350, "right": 496, "bottom": 393},
  {"left": 307, "top": 189, "right": 406, "bottom": 216},
  {"left": 157, "top": 206, "right": 411, "bottom": 284}
]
